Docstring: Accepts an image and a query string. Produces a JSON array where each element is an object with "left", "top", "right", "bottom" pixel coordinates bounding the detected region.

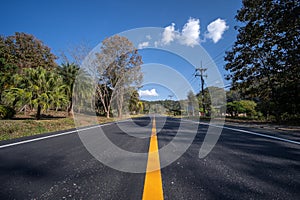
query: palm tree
[
  {"left": 58, "top": 62, "right": 80, "bottom": 115},
  {"left": 2, "top": 67, "right": 68, "bottom": 119}
]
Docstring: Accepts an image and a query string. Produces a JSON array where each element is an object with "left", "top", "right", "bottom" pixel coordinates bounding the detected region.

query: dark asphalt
[{"left": 0, "top": 116, "right": 299, "bottom": 199}]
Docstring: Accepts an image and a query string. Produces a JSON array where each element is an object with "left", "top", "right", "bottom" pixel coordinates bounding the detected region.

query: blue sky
[{"left": 1, "top": 0, "right": 243, "bottom": 100}]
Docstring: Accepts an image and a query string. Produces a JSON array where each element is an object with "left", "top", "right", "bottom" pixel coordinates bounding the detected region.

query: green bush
[
  {"left": 0, "top": 105, "right": 16, "bottom": 119},
  {"left": 280, "top": 113, "right": 300, "bottom": 124}
]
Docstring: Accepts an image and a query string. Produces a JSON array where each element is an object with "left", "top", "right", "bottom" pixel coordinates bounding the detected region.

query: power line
[{"left": 202, "top": 42, "right": 235, "bottom": 67}]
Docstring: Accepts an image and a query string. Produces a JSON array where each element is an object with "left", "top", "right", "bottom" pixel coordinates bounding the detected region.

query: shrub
[
  {"left": 0, "top": 105, "right": 16, "bottom": 119},
  {"left": 280, "top": 113, "right": 300, "bottom": 124}
]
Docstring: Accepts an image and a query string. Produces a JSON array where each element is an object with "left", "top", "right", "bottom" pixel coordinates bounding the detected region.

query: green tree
[
  {"left": 0, "top": 33, "right": 57, "bottom": 103},
  {"left": 137, "top": 101, "right": 144, "bottom": 114},
  {"left": 226, "top": 101, "right": 245, "bottom": 117},
  {"left": 0, "top": 36, "right": 17, "bottom": 101},
  {"left": 226, "top": 89, "right": 241, "bottom": 102},
  {"left": 225, "top": 0, "right": 299, "bottom": 121},
  {"left": 226, "top": 100, "right": 257, "bottom": 117},
  {"left": 142, "top": 101, "right": 150, "bottom": 114},
  {"left": 129, "top": 90, "right": 140, "bottom": 114},
  {"left": 59, "top": 62, "right": 80, "bottom": 115},
  {"left": 0, "top": 32, "right": 57, "bottom": 70},
  {"left": 2, "top": 67, "right": 68, "bottom": 119},
  {"left": 163, "top": 99, "right": 181, "bottom": 116},
  {"left": 196, "top": 86, "right": 225, "bottom": 116},
  {"left": 239, "top": 100, "right": 257, "bottom": 117}
]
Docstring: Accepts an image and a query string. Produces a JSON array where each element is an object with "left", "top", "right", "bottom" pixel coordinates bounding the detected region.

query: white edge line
[
  {"left": 0, "top": 119, "right": 132, "bottom": 149},
  {"left": 181, "top": 119, "right": 300, "bottom": 146},
  {"left": 1, "top": 118, "right": 299, "bottom": 149}
]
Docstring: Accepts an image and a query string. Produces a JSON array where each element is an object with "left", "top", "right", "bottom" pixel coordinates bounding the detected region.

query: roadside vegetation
[
  {"left": 0, "top": 112, "right": 116, "bottom": 141},
  {"left": 0, "top": 33, "right": 143, "bottom": 140},
  {"left": 224, "top": 0, "right": 299, "bottom": 123},
  {"left": 0, "top": 117, "right": 75, "bottom": 141}
]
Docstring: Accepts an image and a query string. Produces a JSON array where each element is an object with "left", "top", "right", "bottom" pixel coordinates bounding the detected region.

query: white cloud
[
  {"left": 160, "top": 18, "right": 200, "bottom": 47},
  {"left": 157, "top": 17, "right": 228, "bottom": 46},
  {"left": 161, "top": 23, "right": 177, "bottom": 45},
  {"left": 205, "top": 18, "right": 229, "bottom": 43},
  {"left": 146, "top": 35, "right": 152, "bottom": 40},
  {"left": 179, "top": 18, "right": 200, "bottom": 47},
  {"left": 138, "top": 41, "right": 149, "bottom": 49},
  {"left": 138, "top": 89, "right": 159, "bottom": 97}
]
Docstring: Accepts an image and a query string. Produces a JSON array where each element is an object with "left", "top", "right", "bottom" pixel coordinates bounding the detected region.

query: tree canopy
[
  {"left": 0, "top": 32, "right": 58, "bottom": 103},
  {"left": 0, "top": 32, "right": 57, "bottom": 70},
  {"left": 224, "top": 0, "right": 299, "bottom": 121},
  {"left": 2, "top": 67, "right": 68, "bottom": 119},
  {"left": 95, "top": 35, "right": 143, "bottom": 118}
]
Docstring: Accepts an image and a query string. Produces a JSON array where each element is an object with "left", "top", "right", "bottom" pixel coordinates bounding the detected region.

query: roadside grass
[
  {"left": 0, "top": 118, "right": 76, "bottom": 141},
  {"left": 0, "top": 112, "right": 146, "bottom": 142}
]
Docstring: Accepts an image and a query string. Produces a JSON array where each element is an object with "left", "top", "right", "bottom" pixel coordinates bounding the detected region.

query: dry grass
[
  {"left": 0, "top": 111, "right": 116, "bottom": 141},
  {"left": 0, "top": 111, "right": 147, "bottom": 141},
  {"left": 0, "top": 117, "right": 75, "bottom": 141}
]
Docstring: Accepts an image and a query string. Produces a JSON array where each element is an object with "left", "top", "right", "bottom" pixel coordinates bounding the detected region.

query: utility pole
[{"left": 195, "top": 61, "right": 207, "bottom": 116}]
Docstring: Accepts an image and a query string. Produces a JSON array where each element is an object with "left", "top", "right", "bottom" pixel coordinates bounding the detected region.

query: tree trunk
[
  {"left": 117, "top": 88, "right": 124, "bottom": 118},
  {"left": 118, "top": 104, "right": 122, "bottom": 118},
  {"left": 67, "top": 101, "right": 73, "bottom": 116},
  {"left": 36, "top": 105, "right": 42, "bottom": 120}
]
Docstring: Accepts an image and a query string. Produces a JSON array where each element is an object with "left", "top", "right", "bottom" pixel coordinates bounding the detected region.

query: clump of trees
[
  {"left": 0, "top": 32, "right": 62, "bottom": 119},
  {"left": 2, "top": 66, "right": 68, "bottom": 119},
  {"left": 224, "top": 0, "right": 299, "bottom": 122},
  {"left": 129, "top": 90, "right": 143, "bottom": 115},
  {"left": 0, "top": 32, "right": 143, "bottom": 119},
  {"left": 226, "top": 100, "right": 257, "bottom": 118}
]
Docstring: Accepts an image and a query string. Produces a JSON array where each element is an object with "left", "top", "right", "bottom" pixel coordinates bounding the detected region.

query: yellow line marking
[{"left": 142, "top": 117, "right": 164, "bottom": 200}]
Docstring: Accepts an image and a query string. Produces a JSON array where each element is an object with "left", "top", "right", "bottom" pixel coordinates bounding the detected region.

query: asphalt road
[{"left": 0, "top": 116, "right": 299, "bottom": 199}]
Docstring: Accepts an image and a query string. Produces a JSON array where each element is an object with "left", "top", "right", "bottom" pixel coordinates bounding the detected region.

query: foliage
[
  {"left": 196, "top": 86, "right": 226, "bottom": 116},
  {"left": 227, "top": 101, "right": 243, "bottom": 117},
  {"left": 164, "top": 100, "right": 182, "bottom": 116},
  {"left": 226, "top": 100, "right": 257, "bottom": 117},
  {"left": 0, "top": 32, "right": 57, "bottom": 70},
  {"left": 224, "top": 0, "right": 299, "bottom": 121},
  {"left": 128, "top": 90, "right": 140, "bottom": 114},
  {"left": 137, "top": 102, "right": 144, "bottom": 114},
  {"left": 58, "top": 62, "right": 80, "bottom": 114},
  {"left": 0, "top": 32, "right": 57, "bottom": 105},
  {"left": 226, "top": 89, "right": 241, "bottom": 102},
  {"left": 239, "top": 100, "right": 257, "bottom": 117},
  {"left": 0, "top": 36, "right": 17, "bottom": 101},
  {"left": 2, "top": 67, "right": 68, "bottom": 119},
  {"left": 0, "top": 105, "right": 16, "bottom": 119}
]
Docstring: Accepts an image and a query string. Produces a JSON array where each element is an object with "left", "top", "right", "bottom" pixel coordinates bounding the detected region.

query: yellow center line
[{"left": 142, "top": 117, "right": 164, "bottom": 200}]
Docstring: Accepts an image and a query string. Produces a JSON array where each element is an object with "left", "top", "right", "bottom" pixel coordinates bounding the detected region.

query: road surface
[{"left": 0, "top": 116, "right": 299, "bottom": 199}]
